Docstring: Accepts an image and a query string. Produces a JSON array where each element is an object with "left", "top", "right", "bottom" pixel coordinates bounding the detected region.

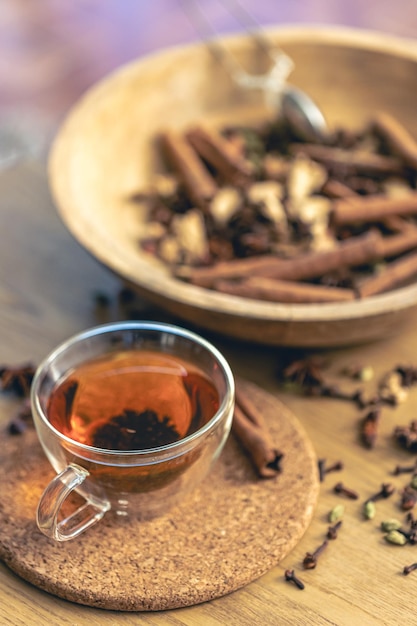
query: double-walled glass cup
[{"left": 31, "top": 322, "right": 235, "bottom": 542}]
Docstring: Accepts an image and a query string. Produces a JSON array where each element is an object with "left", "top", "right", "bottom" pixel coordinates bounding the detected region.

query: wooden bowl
[{"left": 49, "top": 26, "right": 417, "bottom": 347}]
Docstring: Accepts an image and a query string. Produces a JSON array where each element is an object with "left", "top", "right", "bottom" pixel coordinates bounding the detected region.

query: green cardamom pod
[
  {"left": 410, "top": 475, "right": 417, "bottom": 490},
  {"left": 385, "top": 530, "right": 407, "bottom": 546},
  {"left": 359, "top": 366, "right": 374, "bottom": 382},
  {"left": 328, "top": 504, "right": 345, "bottom": 523},
  {"left": 381, "top": 519, "right": 402, "bottom": 532},
  {"left": 363, "top": 501, "right": 376, "bottom": 519}
]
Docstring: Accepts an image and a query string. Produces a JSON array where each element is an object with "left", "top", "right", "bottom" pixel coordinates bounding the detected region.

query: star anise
[
  {"left": 0, "top": 363, "right": 35, "bottom": 397},
  {"left": 282, "top": 355, "right": 325, "bottom": 390}
]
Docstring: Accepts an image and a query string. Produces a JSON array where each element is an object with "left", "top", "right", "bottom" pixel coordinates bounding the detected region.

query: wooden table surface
[{"left": 1, "top": 2, "right": 417, "bottom": 625}]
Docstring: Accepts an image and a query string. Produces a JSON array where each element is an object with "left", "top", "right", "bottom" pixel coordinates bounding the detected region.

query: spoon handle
[{"left": 179, "top": 0, "right": 294, "bottom": 93}]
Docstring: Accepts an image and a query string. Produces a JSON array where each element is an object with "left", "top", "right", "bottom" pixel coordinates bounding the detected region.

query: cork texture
[{"left": 0, "top": 381, "right": 319, "bottom": 611}]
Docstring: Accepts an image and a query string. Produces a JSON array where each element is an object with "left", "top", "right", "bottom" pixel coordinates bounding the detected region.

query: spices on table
[
  {"left": 0, "top": 363, "right": 35, "bottom": 397},
  {"left": 302, "top": 540, "right": 328, "bottom": 569},
  {"left": 284, "top": 569, "right": 305, "bottom": 590}
]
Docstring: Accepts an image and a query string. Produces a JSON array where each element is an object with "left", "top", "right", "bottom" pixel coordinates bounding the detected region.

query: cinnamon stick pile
[{"left": 135, "top": 110, "right": 417, "bottom": 303}]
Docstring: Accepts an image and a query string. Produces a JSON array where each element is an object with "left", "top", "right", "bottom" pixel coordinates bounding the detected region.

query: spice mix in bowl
[{"left": 49, "top": 25, "right": 417, "bottom": 347}]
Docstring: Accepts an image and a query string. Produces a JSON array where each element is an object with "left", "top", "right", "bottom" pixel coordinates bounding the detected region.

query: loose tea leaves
[{"left": 90, "top": 409, "right": 182, "bottom": 450}]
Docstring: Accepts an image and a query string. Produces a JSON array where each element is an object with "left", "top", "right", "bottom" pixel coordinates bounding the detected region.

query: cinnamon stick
[
  {"left": 232, "top": 382, "right": 283, "bottom": 478},
  {"left": 357, "top": 249, "right": 417, "bottom": 297},
  {"left": 179, "top": 230, "right": 382, "bottom": 287},
  {"left": 175, "top": 254, "right": 288, "bottom": 287},
  {"left": 215, "top": 276, "right": 356, "bottom": 303},
  {"left": 186, "top": 125, "right": 254, "bottom": 187},
  {"left": 332, "top": 193, "right": 417, "bottom": 226},
  {"left": 377, "top": 227, "right": 417, "bottom": 258},
  {"left": 383, "top": 216, "right": 415, "bottom": 233},
  {"left": 321, "top": 178, "right": 359, "bottom": 199},
  {"left": 290, "top": 143, "right": 403, "bottom": 177},
  {"left": 372, "top": 111, "right": 417, "bottom": 170},
  {"left": 160, "top": 131, "right": 217, "bottom": 209}
]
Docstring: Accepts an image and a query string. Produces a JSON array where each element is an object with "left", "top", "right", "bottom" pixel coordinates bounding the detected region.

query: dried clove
[
  {"left": 303, "top": 540, "right": 328, "bottom": 569},
  {"left": 365, "top": 483, "right": 395, "bottom": 504},
  {"left": 397, "top": 528, "right": 417, "bottom": 545},
  {"left": 318, "top": 458, "right": 326, "bottom": 482},
  {"left": 393, "top": 461, "right": 417, "bottom": 475},
  {"left": 316, "top": 383, "right": 367, "bottom": 408},
  {"left": 327, "top": 520, "right": 343, "bottom": 540},
  {"left": 334, "top": 482, "right": 359, "bottom": 500},
  {"left": 318, "top": 459, "right": 343, "bottom": 482},
  {"left": 284, "top": 569, "right": 305, "bottom": 590},
  {"left": 403, "top": 562, "right": 417, "bottom": 575},
  {"left": 325, "top": 461, "right": 344, "bottom": 474}
]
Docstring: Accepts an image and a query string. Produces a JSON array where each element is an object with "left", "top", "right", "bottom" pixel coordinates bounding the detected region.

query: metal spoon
[
  {"left": 181, "top": 0, "right": 329, "bottom": 142},
  {"left": 281, "top": 85, "right": 328, "bottom": 142}
]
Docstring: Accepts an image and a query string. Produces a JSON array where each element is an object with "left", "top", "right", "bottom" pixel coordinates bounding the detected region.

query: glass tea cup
[{"left": 31, "top": 321, "right": 235, "bottom": 542}]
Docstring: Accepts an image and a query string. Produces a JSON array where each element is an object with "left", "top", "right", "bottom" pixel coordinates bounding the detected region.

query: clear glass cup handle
[{"left": 36, "top": 463, "right": 111, "bottom": 541}]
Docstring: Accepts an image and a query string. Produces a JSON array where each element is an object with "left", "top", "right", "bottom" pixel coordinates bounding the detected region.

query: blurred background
[{"left": 1, "top": 0, "right": 417, "bottom": 135}]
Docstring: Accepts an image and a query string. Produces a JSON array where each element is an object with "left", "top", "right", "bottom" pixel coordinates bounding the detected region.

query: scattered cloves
[
  {"left": 303, "top": 540, "right": 328, "bottom": 569},
  {"left": 319, "top": 384, "right": 366, "bottom": 408},
  {"left": 318, "top": 459, "right": 343, "bottom": 482},
  {"left": 393, "top": 461, "right": 417, "bottom": 475},
  {"left": 284, "top": 569, "right": 305, "bottom": 590},
  {"left": 325, "top": 460, "right": 344, "bottom": 474},
  {"left": 365, "top": 483, "right": 395, "bottom": 504},
  {"left": 327, "top": 520, "right": 342, "bottom": 539},
  {"left": 318, "top": 458, "right": 326, "bottom": 482},
  {"left": 334, "top": 482, "right": 359, "bottom": 500},
  {"left": 403, "top": 562, "right": 417, "bottom": 575},
  {"left": 397, "top": 528, "right": 417, "bottom": 545}
]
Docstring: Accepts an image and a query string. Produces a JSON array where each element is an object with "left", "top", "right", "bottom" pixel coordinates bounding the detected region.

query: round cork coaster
[{"left": 0, "top": 381, "right": 319, "bottom": 611}]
